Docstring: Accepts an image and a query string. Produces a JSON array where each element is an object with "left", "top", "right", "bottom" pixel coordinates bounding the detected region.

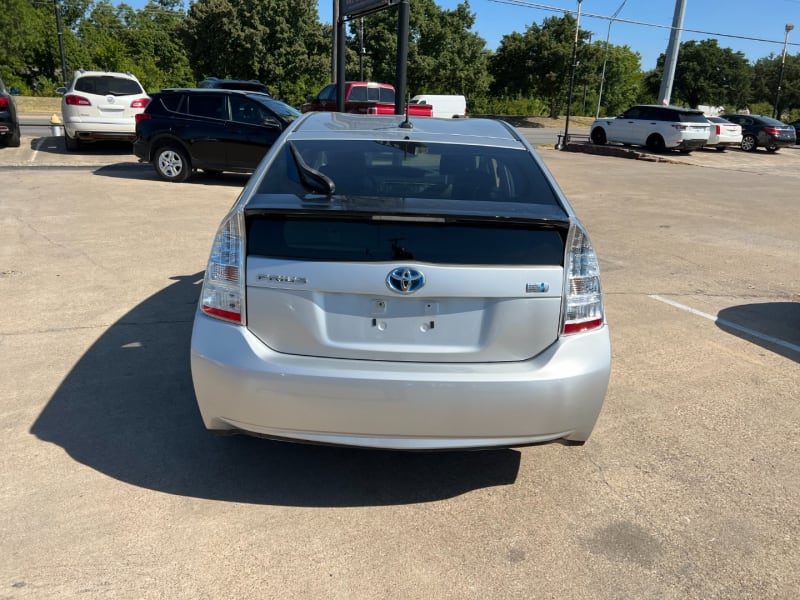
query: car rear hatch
[{"left": 243, "top": 199, "right": 570, "bottom": 363}]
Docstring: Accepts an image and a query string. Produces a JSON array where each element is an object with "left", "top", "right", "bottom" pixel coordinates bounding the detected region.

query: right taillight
[
  {"left": 200, "top": 212, "right": 245, "bottom": 324},
  {"left": 562, "top": 223, "right": 604, "bottom": 335}
]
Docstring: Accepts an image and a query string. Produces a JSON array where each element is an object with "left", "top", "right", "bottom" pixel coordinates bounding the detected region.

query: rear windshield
[
  {"left": 678, "top": 112, "right": 709, "bottom": 123},
  {"left": 247, "top": 216, "right": 565, "bottom": 265},
  {"left": 75, "top": 76, "right": 143, "bottom": 96},
  {"left": 257, "top": 140, "right": 560, "bottom": 205}
]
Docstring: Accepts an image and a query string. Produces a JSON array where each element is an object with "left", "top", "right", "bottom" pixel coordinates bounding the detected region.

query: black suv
[
  {"left": 721, "top": 114, "right": 796, "bottom": 152},
  {"left": 198, "top": 78, "right": 271, "bottom": 95},
  {"left": 0, "top": 77, "right": 21, "bottom": 148},
  {"left": 133, "top": 88, "right": 300, "bottom": 182}
]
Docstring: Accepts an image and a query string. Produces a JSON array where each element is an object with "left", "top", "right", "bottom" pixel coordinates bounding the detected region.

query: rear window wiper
[{"left": 288, "top": 142, "right": 335, "bottom": 195}]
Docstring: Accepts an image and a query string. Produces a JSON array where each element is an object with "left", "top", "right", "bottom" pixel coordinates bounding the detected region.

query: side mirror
[
  {"left": 56, "top": 87, "right": 67, "bottom": 95},
  {"left": 10, "top": 87, "right": 20, "bottom": 96}
]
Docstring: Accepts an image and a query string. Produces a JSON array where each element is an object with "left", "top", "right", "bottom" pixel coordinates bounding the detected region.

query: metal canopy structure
[{"left": 334, "top": 0, "right": 409, "bottom": 115}]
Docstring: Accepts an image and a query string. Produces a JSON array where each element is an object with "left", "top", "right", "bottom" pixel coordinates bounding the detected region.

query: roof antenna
[{"left": 399, "top": 92, "right": 413, "bottom": 129}]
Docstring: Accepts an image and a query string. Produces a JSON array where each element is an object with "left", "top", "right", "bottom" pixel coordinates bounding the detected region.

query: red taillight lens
[
  {"left": 65, "top": 94, "right": 91, "bottom": 106},
  {"left": 764, "top": 127, "right": 780, "bottom": 136},
  {"left": 201, "top": 213, "right": 245, "bottom": 324},
  {"left": 131, "top": 97, "right": 150, "bottom": 109},
  {"left": 0, "top": 96, "right": 9, "bottom": 109},
  {"left": 135, "top": 113, "right": 151, "bottom": 123},
  {"left": 562, "top": 224, "right": 604, "bottom": 335},
  {"left": 716, "top": 125, "right": 721, "bottom": 135}
]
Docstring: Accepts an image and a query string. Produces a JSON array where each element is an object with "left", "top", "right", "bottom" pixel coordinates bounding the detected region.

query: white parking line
[
  {"left": 30, "top": 136, "right": 46, "bottom": 164},
  {"left": 649, "top": 294, "right": 800, "bottom": 354}
]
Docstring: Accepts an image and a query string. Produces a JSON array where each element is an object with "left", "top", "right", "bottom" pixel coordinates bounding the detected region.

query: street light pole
[
  {"left": 561, "top": 0, "right": 582, "bottom": 150},
  {"left": 595, "top": 0, "right": 627, "bottom": 118},
  {"left": 773, "top": 23, "right": 794, "bottom": 119}
]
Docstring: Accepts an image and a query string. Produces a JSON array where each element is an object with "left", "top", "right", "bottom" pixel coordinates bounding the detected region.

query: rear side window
[
  {"left": 258, "top": 140, "right": 560, "bottom": 206},
  {"left": 156, "top": 93, "right": 184, "bottom": 112},
  {"left": 75, "top": 76, "right": 143, "bottom": 96},
  {"left": 186, "top": 94, "right": 226, "bottom": 119}
]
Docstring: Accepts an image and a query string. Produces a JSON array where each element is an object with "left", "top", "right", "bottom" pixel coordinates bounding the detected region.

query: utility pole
[
  {"left": 657, "top": 0, "right": 687, "bottom": 106},
  {"left": 332, "top": 0, "right": 339, "bottom": 81},
  {"left": 773, "top": 23, "right": 794, "bottom": 119},
  {"left": 54, "top": 0, "right": 68, "bottom": 87},
  {"left": 596, "top": 0, "right": 627, "bottom": 118},
  {"left": 561, "top": 0, "right": 582, "bottom": 149}
]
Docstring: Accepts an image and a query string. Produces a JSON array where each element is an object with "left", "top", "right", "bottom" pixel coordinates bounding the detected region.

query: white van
[{"left": 410, "top": 94, "right": 467, "bottom": 119}]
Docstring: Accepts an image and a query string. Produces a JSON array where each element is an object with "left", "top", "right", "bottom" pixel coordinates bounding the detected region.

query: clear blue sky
[{"left": 316, "top": 0, "right": 800, "bottom": 70}]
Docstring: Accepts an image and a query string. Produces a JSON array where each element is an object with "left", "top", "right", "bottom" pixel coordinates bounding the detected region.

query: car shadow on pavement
[
  {"left": 31, "top": 136, "right": 135, "bottom": 156},
  {"left": 93, "top": 164, "right": 252, "bottom": 187},
  {"left": 30, "top": 272, "right": 521, "bottom": 506},
  {"left": 716, "top": 302, "right": 800, "bottom": 363}
]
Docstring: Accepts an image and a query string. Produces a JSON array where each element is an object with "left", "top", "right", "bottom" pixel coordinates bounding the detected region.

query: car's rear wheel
[
  {"left": 715, "top": 146, "right": 727, "bottom": 152},
  {"left": 766, "top": 145, "right": 779, "bottom": 153},
  {"left": 590, "top": 127, "right": 607, "bottom": 145},
  {"left": 646, "top": 134, "right": 666, "bottom": 153},
  {"left": 740, "top": 135, "right": 757, "bottom": 152},
  {"left": 154, "top": 145, "right": 191, "bottom": 182},
  {"left": 7, "top": 124, "right": 21, "bottom": 147},
  {"left": 64, "top": 131, "right": 81, "bottom": 151}
]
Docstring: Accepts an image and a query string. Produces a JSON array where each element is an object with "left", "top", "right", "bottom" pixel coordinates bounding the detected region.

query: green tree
[
  {"left": 592, "top": 43, "right": 642, "bottom": 116},
  {"left": 180, "top": 0, "right": 330, "bottom": 104},
  {"left": 353, "top": 0, "right": 491, "bottom": 100},
  {"left": 645, "top": 39, "right": 753, "bottom": 110},
  {"left": 489, "top": 15, "right": 595, "bottom": 118},
  {"left": 752, "top": 53, "right": 800, "bottom": 119}
]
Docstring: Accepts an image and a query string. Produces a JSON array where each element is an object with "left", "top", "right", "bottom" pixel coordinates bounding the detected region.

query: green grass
[{"left": 13, "top": 96, "right": 61, "bottom": 113}]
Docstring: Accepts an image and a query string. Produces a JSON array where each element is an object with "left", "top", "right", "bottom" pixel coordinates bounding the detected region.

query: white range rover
[{"left": 590, "top": 104, "right": 710, "bottom": 153}]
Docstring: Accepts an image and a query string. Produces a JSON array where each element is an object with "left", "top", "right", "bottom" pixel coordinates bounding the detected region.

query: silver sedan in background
[{"left": 190, "top": 113, "right": 611, "bottom": 450}]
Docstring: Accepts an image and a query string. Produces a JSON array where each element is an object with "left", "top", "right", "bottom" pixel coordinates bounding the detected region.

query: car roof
[
  {"left": 72, "top": 70, "right": 140, "bottom": 79},
  {"left": 288, "top": 112, "right": 525, "bottom": 148},
  {"left": 158, "top": 87, "right": 269, "bottom": 97},
  {"left": 632, "top": 104, "right": 704, "bottom": 113}
]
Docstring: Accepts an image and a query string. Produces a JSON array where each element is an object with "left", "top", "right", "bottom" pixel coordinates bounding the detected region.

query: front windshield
[{"left": 256, "top": 97, "right": 301, "bottom": 122}]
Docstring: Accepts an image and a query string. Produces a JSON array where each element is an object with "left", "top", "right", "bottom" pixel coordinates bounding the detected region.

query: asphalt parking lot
[{"left": 1, "top": 133, "right": 798, "bottom": 599}]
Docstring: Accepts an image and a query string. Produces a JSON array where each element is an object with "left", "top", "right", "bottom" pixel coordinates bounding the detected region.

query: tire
[
  {"left": 715, "top": 146, "right": 727, "bottom": 152},
  {"left": 740, "top": 135, "right": 757, "bottom": 152},
  {"left": 679, "top": 149, "right": 693, "bottom": 154},
  {"left": 64, "top": 131, "right": 81, "bottom": 151},
  {"left": 154, "top": 145, "right": 191, "bottom": 182},
  {"left": 8, "top": 124, "right": 21, "bottom": 148},
  {"left": 766, "top": 145, "right": 779, "bottom": 153},
  {"left": 646, "top": 134, "right": 666, "bottom": 153},
  {"left": 590, "top": 127, "right": 607, "bottom": 145}
]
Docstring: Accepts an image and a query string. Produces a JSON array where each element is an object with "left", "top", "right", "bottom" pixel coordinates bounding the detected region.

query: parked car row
[{"left": 590, "top": 105, "right": 797, "bottom": 154}]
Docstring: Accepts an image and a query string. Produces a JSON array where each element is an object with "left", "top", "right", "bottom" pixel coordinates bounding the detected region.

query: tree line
[{"left": 2, "top": 0, "right": 798, "bottom": 120}]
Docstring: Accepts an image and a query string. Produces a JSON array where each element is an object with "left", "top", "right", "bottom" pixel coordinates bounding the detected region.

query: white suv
[
  {"left": 57, "top": 70, "right": 150, "bottom": 151},
  {"left": 590, "top": 105, "right": 710, "bottom": 153}
]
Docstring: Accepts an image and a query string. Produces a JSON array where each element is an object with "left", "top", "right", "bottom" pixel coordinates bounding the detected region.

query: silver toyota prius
[{"left": 190, "top": 112, "right": 611, "bottom": 450}]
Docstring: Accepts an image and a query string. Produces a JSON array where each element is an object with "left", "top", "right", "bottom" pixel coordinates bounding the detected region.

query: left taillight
[
  {"left": 65, "top": 94, "right": 91, "bottom": 106},
  {"left": 561, "top": 223, "right": 605, "bottom": 335},
  {"left": 200, "top": 212, "right": 245, "bottom": 324},
  {"left": 0, "top": 96, "right": 9, "bottom": 109}
]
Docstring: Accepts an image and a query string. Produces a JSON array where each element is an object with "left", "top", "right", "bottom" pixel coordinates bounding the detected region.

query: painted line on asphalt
[
  {"left": 31, "top": 136, "right": 46, "bottom": 164},
  {"left": 649, "top": 294, "right": 800, "bottom": 354}
]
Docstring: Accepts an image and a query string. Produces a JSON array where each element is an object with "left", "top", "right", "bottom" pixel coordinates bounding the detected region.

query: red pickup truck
[{"left": 301, "top": 82, "right": 433, "bottom": 117}]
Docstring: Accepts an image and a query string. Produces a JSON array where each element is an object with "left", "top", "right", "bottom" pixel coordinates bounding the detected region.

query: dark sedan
[
  {"left": 134, "top": 88, "right": 299, "bottom": 182},
  {"left": 721, "top": 114, "right": 796, "bottom": 152},
  {"left": 0, "top": 77, "right": 21, "bottom": 148}
]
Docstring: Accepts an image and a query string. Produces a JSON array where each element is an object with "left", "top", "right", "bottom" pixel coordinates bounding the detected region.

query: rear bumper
[
  {"left": 64, "top": 118, "right": 137, "bottom": 142},
  {"left": 190, "top": 313, "right": 611, "bottom": 450}
]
